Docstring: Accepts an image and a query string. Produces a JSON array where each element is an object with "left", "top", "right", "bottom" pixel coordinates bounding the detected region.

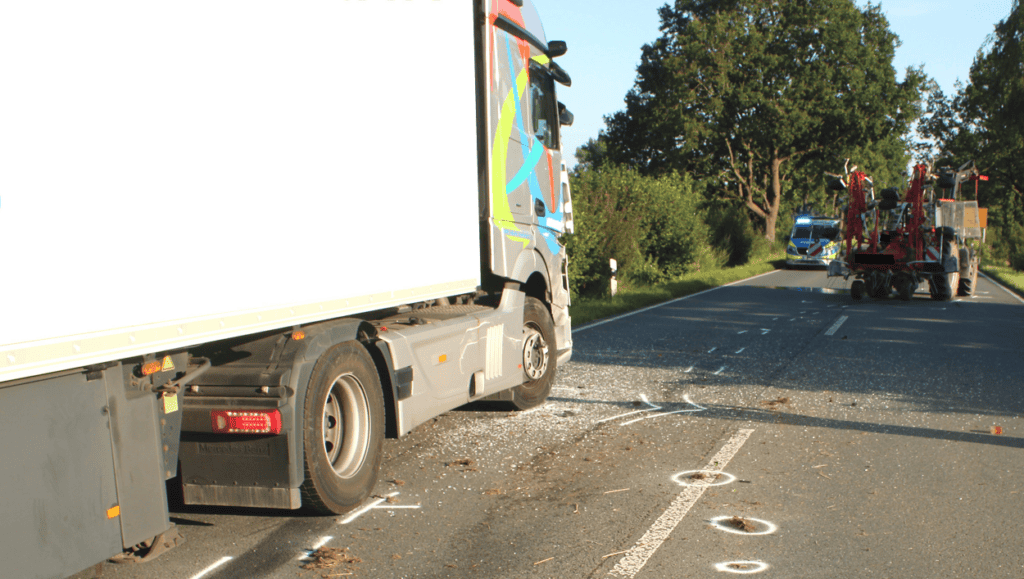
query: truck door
[{"left": 486, "top": 3, "right": 570, "bottom": 280}]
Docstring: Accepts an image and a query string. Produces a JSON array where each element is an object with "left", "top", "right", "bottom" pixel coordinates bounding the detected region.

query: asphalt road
[{"left": 79, "top": 268, "right": 1024, "bottom": 579}]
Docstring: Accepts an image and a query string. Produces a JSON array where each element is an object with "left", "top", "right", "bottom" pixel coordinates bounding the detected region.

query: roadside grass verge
[
  {"left": 980, "top": 265, "right": 1024, "bottom": 300},
  {"left": 570, "top": 259, "right": 783, "bottom": 327}
]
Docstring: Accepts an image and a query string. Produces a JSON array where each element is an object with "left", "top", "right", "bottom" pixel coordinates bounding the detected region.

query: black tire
[
  {"left": 300, "top": 341, "right": 385, "bottom": 515},
  {"left": 868, "top": 272, "right": 889, "bottom": 299},
  {"left": 851, "top": 280, "right": 865, "bottom": 301},
  {"left": 930, "top": 274, "right": 954, "bottom": 301},
  {"left": 509, "top": 297, "right": 556, "bottom": 410},
  {"left": 897, "top": 277, "right": 915, "bottom": 301},
  {"left": 958, "top": 249, "right": 978, "bottom": 297}
]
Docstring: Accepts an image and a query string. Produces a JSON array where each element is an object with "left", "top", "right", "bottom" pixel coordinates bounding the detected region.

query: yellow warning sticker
[
  {"left": 161, "top": 355, "right": 175, "bottom": 372},
  {"left": 163, "top": 392, "right": 179, "bottom": 414}
]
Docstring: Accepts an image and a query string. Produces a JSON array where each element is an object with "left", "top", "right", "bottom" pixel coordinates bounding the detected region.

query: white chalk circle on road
[
  {"left": 672, "top": 470, "right": 736, "bottom": 487},
  {"left": 714, "top": 560, "right": 769, "bottom": 574}
]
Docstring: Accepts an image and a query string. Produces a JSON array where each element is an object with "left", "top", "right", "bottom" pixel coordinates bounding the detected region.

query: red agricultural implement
[{"left": 826, "top": 161, "right": 987, "bottom": 301}]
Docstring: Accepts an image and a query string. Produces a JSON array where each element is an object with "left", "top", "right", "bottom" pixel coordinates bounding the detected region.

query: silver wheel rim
[
  {"left": 321, "top": 372, "right": 370, "bottom": 479},
  {"left": 522, "top": 323, "right": 549, "bottom": 381}
]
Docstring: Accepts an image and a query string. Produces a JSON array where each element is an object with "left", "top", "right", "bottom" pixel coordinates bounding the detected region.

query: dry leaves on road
[
  {"left": 726, "top": 516, "right": 757, "bottom": 532},
  {"left": 301, "top": 547, "right": 361, "bottom": 571}
]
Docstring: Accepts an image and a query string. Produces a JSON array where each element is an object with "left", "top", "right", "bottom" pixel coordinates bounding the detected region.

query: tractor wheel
[
  {"left": 868, "top": 272, "right": 889, "bottom": 299},
  {"left": 851, "top": 280, "right": 865, "bottom": 301},
  {"left": 958, "top": 249, "right": 978, "bottom": 297},
  {"left": 897, "top": 276, "right": 916, "bottom": 301},
  {"left": 930, "top": 274, "right": 954, "bottom": 301}
]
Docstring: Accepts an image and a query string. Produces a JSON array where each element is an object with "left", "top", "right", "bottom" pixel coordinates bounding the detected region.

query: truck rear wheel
[
  {"left": 510, "top": 297, "right": 556, "bottom": 410},
  {"left": 300, "top": 341, "right": 384, "bottom": 515}
]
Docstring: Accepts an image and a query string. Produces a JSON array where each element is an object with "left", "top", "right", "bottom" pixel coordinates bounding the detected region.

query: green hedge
[{"left": 570, "top": 258, "right": 783, "bottom": 326}]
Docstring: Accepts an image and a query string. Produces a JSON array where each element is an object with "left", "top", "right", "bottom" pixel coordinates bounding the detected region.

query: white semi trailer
[{"left": 0, "top": 1, "right": 574, "bottom": 577}]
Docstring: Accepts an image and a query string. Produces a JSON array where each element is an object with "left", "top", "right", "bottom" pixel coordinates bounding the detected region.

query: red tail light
[{"left": 211, "top": 410, "right": 282, "bottom": 434}]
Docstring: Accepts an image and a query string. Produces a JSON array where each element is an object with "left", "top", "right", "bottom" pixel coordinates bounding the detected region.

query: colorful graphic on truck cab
[{"left": 487, "top": 0, "right": 566, "bottom": 261}]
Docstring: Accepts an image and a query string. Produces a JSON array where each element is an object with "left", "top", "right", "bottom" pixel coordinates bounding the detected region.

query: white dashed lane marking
[
  {"left": 824, "top": 315, "right": 849, "bottom": 336},
  {"left": 188, "top": 556, "right": 233, "bottom": 579}
]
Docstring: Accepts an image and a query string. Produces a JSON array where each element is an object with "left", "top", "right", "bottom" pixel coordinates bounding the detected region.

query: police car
[{"left": 786, "top": 215, "right": 841, "bottom": 267}]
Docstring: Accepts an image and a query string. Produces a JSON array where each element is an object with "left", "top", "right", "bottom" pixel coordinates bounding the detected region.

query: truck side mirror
[
  {"left": 550, "top": 61, "right": 571, "bottom": 87},
  {"left": 558, "top": 102, "right": 574, "bottom": 126},
  {"left": 547, "top": 40, "right": 567, "bottom": 58}
]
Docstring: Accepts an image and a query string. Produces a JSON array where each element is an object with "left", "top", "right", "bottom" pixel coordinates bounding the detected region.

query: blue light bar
[{"left": 796, "top": 218, "right": 811, "bottom": 224}]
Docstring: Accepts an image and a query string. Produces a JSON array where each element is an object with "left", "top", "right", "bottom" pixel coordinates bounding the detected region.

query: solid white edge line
[
  {"left": 824, "top": 315, "right": 849, "bottom": 336},
  {"left": 189, "top": 556, "right": 233, "bottom": 579},
  {"left": 607, "top": 429, "right": 755, "bottom": 578},
  {"left": 979, "top": 271, "right": 1024, "bottom": 305},
  {"left": 574, "top": 270, "right": 783, "bottom": 333}
]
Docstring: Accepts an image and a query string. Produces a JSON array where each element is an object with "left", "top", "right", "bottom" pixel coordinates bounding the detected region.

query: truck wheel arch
[{"left": 510, "top": 249, "right": 552, "bottom": 305}]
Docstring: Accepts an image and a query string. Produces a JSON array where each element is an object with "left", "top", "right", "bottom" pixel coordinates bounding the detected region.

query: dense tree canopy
[
  {"left": 918, "top": 0, "right": 1024, "bottom": 228},
  {"left": 602, "top": 0, "right": 925, "bottom": 240}
]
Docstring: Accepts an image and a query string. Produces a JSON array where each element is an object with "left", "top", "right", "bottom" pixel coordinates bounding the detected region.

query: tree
[
  {"left": 602, "top": 0, "right": 925, "bottom": 240},
  {"left": 918, "top": 0, "right": 1024, "bottom": 228}
]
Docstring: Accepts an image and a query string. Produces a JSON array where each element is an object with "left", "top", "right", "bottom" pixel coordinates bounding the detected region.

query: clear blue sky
[{"left": 539, "top": 0, "right": 1016, "bottom": 169}]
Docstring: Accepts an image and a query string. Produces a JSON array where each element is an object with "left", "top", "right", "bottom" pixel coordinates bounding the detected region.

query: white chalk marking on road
[
  {"left": 824, "top": 315, "right": 849, "bottom": 336},
  {"left": 708, "top": 347, "right": 717, "bottom": 353},
  {"left": 189, "top": 556, "right": 233, "bottom": 579},
  {"left": 685, "top": 366, "right": 694, "bottom": 373},
  {"left": 607, "top": 429, "right": 755, "bottom": 578},
  {"left": 979, "top": 271, "right": 1024, "bottom": 305},
  {"left": 597, "top": 395, "right": 660, "bottom": 424},
  {"left": 621, "top": 394, "right": 707, "bottom": 425},
  {"left": 713, "top": 366, "right": 725, "bottom": 375},
  {"left": 574, "top": 270, "right": 783, "bottom": 333},
  {"left": 737, "top": 330, "right": 747, "bottom": 334},
  {"left": 735, "top": 348, "right": 745, "bottom": 354},
  {"left": 672, "top": 470, "right": 737, "bottom": 487},
  {"left": 340, "top": 492, "right": 400, "bottom": 524},
  {"left": 297, "top": 536, "right": 335, "bottom": 560},
  {"left": 760, "top": 328, "right": 770, "bottom": 335},
  {"left": 714, "top": 560, "right": 769, "bottom": 574},
  {"left": 789, "top": 318, "right": 797, "bottom": 322},
  {"left": 709, "top": 515, "right": 778, "bottom": 536},
  {"left": 772, "top": 317, "right": 778, "bottom": 321}
]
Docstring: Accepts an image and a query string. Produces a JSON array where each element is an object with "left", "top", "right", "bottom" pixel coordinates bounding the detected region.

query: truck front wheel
[
  {"left": 510, "top": 297, "right": 556, "bottom": 410},
  {"left": 300, "top": 341, "right": 384, "bottom": 515}
]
